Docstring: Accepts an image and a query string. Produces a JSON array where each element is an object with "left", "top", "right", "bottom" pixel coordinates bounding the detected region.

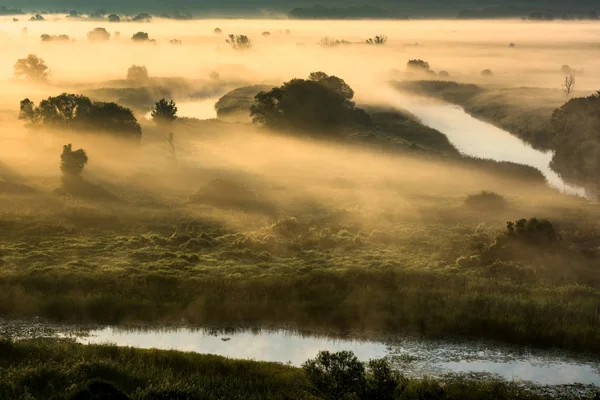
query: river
[{"left": 382, "top": 91, "right": 587, "bottom": 197}]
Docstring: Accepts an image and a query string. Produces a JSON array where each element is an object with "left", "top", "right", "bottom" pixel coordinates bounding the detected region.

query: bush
[
  {"left": 464, "top": 191, "right": 507, "bottom": 211},
  {"left": 302, "top": 351, "right": 366, "bottom": 400},
  {"left": 504, "top": 218, "right": 557, "bottom": 245},
  {"left": 226, "top": 34, "right": 252, "bottom": 50},
  {"left": 60, "top": 144, "right": 88, "bottom": 177}
]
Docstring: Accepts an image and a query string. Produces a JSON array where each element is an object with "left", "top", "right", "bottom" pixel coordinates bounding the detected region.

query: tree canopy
[
  {"left": 250, "top": 71, "right": 370, "bottom": 135},
  {"left": 151, "top": 98, "right": 178, "bottom": 126},
  {"left": 550, "top": 92, "right": 600, "bottom": 185},
  {"left": 126, "top": 65, "right": 148, "bottom": 80},
  {"left": 87, "top": 27, "right": 110, "bottom": 41},
  {"left": 14, "top": 54, "right": 50, "bottom": 81},
  {"left": 19, "top": 93, "right": 142, "bottom": 139},
  {"left": 60, "top": 144, "right": 88, "bottom": 176}
]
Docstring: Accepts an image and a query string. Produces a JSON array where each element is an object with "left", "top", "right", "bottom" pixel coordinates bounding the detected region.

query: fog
[{"left": 1, "top": 16, "right": 597, "bottom": 230}]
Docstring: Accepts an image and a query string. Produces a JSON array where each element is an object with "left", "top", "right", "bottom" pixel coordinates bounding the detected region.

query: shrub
[
  {"left": 302, "top": 350, "right": 366, "bottom": 400},
  {"left": 504, "top": 218, "right": 557, "bottom": 245},
  {"left": 320, "top": 37, "right": 351, "bottom": 47},
  {"left": 464, "top": 191, "right": 507, "bottom": 211},
  {"left": 366, "top": 34, "right": 387, "bottom": 45},
  {"left": 132, "top": 32, "right": 153, "bottom": 42},
  {"left": 226, "top": 34, "right": 252, "bottom": 50},
  {"left": 60, "top": 144, "right": 88, "bottom": 177}
]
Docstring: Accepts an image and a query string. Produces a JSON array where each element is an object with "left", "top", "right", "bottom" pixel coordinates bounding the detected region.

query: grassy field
[{"left": 0, "top": 339, "right": 566, "bottom": 399}]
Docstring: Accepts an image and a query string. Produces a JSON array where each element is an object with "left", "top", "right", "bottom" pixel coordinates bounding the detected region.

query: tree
[
  {"left": 19, "top": 93, "right": 142, "bottom": 139},
  {"left": 87, "top": 27, "right": 110, "bottom": 41},
  {"left": 302, "top": 351, "right": 366, "bottom": 400},
  {"left": 29, "top": 14, "right": 44, "bottom": 21},
  {"left": 366, "top": 34, "right": 387, "bottom": 45},
  {"left": 214, "top": 27, "right": 222, "bottom": 34},
  {"left": 132, "top": 13, "right": 152, "bottom": 22},
  {"left": 152, "top": 99, "right": 178, "bottom": 160},
  {"left": 151, "top": 98, "right": 178, "bottom": 126},
  {"left": 169, "top": 39, "right": 182, "bottom": 45},
  {"left": 61, "top": 144, "right": 88, "bottom": 177},
  {"left": 226, "top": 34, "right": 252, "bottom": 50},
  {"left": 126, "top": 65, "right": 148, "bottom": 81},
  {"left": 41, "top": 34, "right": 72, "bottom": 42},
  {"left": 250, "top": 71, "right": 370, "bottom": 135},
  {"left": 562, "top": 74, "right": 576, "bottom": 98},
  {"left": 261, "top": 31, "right": 271, "bottom": 37},
  {"left": 406, "top": 59, "right": 430, "bottom": 73},
  {"left": 108, "top": 14, "right": 120, "bottom": 22},
  {"left": 14, "top": 54, "right": 50, "bottom": 81},
  {"left": 481, "top": 69, "right": 494, "bottom": 77},
  {"left": 132, "top": 31, "right": 150, "bottom": 42}
]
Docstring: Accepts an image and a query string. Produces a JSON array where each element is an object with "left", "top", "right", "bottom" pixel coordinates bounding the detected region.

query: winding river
[{"left": 383, "top": 91, "right": 587, "bottom": 197}]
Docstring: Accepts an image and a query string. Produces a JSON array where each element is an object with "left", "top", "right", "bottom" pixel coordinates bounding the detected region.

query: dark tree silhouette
[
  {"left": 132, "top": 31, "right": 150, "bottom": 42},
  {"left": 60, "top": 144, "right": 88, "bottom": 176},
  {"left": 152, "top": 99, "right": 178, "bottom": 159},
  {"left": 366, "top": 34, "right": 387, "bottom": 44},
  {"left": 29, "top": 14, "right": 44, "bottom": 21},
  {"left": 132, "top": 13, "right": 152, "bottom": 22},
  {"left": 406, "top": 59, "right": 430, "bottom": 73},
  {"left": 151, "top": 98, "right": 178, "bottom": 126},
  {"left": 481, "top": 68, "right": 494, "bottom": 77},
  {"left": 14, "top": 54, "right": 50, "bottom": 81},
  {"left": 562, "top": 74, "right": 576, "bottom": 98},
  {"left": 302, "top": 351, "right": 366, "bottom": 400},
  {"left": 41, "top": 34, "right": 72, "bottom": 42},
  {"left": 250, "top": 71, "right": 370, "bottom": 135},
  {"left": 87, "top": 27, "right": 110, "bottom": 41},
  {"left": 226, "top": 34, "right": 252, "bottom": 50},
  {"left": 126, "top": 65, "right": 148, "bottom": 80},
  {"left": 108, "top": 14, "right": 120, "bottom": 22},
  {"left": 19, "top": 93, "right": 142, "bottom": 139}
]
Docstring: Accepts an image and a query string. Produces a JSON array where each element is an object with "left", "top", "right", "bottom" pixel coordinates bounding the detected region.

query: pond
[
  {"left": 41, "top": 325, "right": 598, "bottom": 388},
  {"left": 385, "top": 91, "right": 587, "bottom": 197}
]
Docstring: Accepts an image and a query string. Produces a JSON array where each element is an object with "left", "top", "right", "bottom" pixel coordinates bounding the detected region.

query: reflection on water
[
  {"left": 76, "top": 327, "right": 600, "bottom": 387},
  {"left": 385, "top": 92, "right": 587, "bottom": 197}
]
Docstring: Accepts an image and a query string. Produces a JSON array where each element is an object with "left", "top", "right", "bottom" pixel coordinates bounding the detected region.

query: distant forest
[{"left": 2, "top": 0, "right": 599, "bottom": 18}]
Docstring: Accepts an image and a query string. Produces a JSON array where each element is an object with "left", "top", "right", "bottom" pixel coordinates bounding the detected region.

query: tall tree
[
  {"left": 151, "top": 99, "right": 178, "bottom": 159},
  {"left": 14, "top": 54, "right": 50, "bottom": 81}
]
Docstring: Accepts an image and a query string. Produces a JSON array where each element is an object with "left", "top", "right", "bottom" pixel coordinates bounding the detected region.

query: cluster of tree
[
  {"left": 29, "top": 14, "right": 44, "bottom": 21},
  {"left": 169, "top": 38, "right": 182, "bottom": 45},
  {"left": 126, "top": 65, "right": 148, "bottom": 81},
  {"left": 0, "top": 5, "right": 23, "bottom": 15},
  {"left": 527, "top": 12, "right": 556, "bottom": 20},
  {"left": 366, "top": 35, "right": 387, "bottom": 45},
  {"left": 19, "top": 93, "right": 142, "bottom": 140},
  {"left": 132, "top": 13, "right": 151, "bottom": 22},
  {"left": 14, "top": 54, "right": 50, "bottom": 82},
  {"left": 250, "top": 71, "right": 371, "bottom": 135},
  {"left": 87, "top": 27, "right": 110, "bottom": 41},
  {"left": 159, "top": 10, "right": 193, "bottom": 20},
  {"left": 550, "top": 91, "right": 600, "bottom": 186},
  {"left": 132, "top": 31, "right": 155, "bottom": 43},
  {"left": 226, "top": 34, "right": 252, "bottom": 50},
  {"left": 458, "top": 7, "right": 598, "bottom": 20},
  {"left": 288, "top": 5, "right": 407, "bottom": 19},
  {"left": 406, "top": 59, "right": 436, "bottom": 76},
  {"left": 41, "top": 34, "right": 73, "bottom": 42},
  {"left": 320, "top": 37, "right": 351, "bottom": 47}
]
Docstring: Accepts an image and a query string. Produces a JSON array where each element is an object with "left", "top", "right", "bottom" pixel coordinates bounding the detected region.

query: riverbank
[{"left": 0, "top": 338, "right": 590, "bottom": 400}]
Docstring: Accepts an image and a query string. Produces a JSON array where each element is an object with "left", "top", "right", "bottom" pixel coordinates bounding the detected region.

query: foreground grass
[{"left": 0, "top": 339, "right": 565, "bottom": 400}]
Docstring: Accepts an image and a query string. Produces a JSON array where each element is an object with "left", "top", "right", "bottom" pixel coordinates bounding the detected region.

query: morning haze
[{"left": 0, "top": 4, "right": 599, "bottom": 400}]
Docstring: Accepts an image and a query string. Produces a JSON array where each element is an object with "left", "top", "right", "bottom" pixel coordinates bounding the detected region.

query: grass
[{"left": 0, "top": 339, "right": 573, "bottom": 400}]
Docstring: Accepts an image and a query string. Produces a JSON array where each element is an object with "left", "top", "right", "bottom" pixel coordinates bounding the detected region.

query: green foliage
[
  {"left": 504, "top": 218, "right": 557, "bottom": 245},
  {"left": 250, "top": 72, "right": 371, "bottom": 134},
  {"left": 550, "top": 91, "right": 600, "bottom": 185},
  {"left": 226, "top": 34, "right": 252, "bottom": 50},
  {"left": 60, "top": 144, "right": 88, "bottom": 176},
  {"left": 302, "top": 351, "right": 366, "bottom": 400},
  {"left": 13, "top": 54, "right": 50, "bottom": 81},
  {"left": 87, "top": 27, "right": 110, "bottom": 41},
  {"left": 151, "top": 98, "right": 178, "bottom": 126},
  {"left": 18, "top": 93, "right": 142, "bottom": 139}
]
